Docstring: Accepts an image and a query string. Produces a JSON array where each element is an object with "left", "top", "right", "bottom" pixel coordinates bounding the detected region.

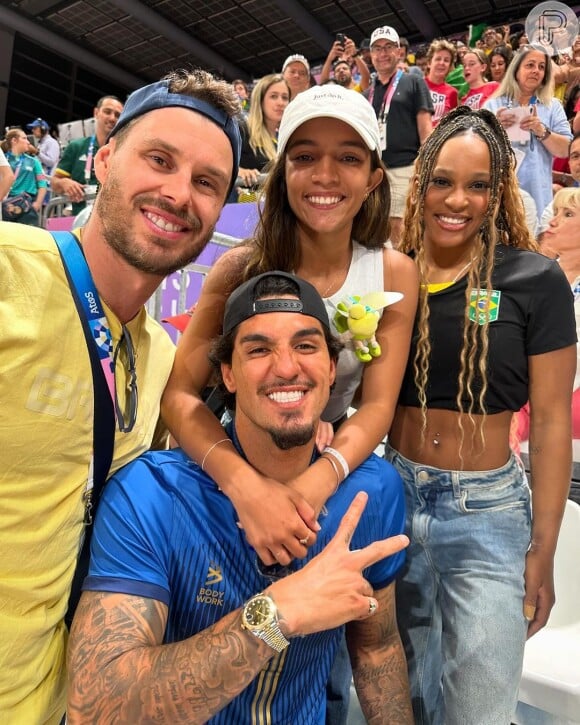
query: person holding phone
[{"left": 319, "top": 34, "right": 370, "bottom": 92}]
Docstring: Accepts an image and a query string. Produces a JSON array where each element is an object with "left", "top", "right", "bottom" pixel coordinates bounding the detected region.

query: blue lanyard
[
  {"left": 51, "top": 232, "right": 116, "bottom": 407},
  {"left": 529, "top": 96, "right": 538, "bottom": 151}
]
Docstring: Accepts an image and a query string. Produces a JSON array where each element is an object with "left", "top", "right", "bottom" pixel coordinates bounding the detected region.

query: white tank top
[{"left": 322, "top": 241, "right": 385, "bottom": 422}]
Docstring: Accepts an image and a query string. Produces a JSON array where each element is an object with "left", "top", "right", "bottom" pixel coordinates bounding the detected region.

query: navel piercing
[{"left": 433, "top": 432, "right": 440, "bottom": 447}]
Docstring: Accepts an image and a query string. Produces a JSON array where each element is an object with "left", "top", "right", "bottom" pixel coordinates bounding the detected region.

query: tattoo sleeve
[
  {"left": 67, "top": 591, "right": 275, "bottom": 724},
  {"left": 346, "top": 584, "right": 413, "bottom": 724}
]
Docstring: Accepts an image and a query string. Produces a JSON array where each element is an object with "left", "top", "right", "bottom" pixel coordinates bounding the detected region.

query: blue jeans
[{"left": 385, "top": 444, "right": 531, "bottom": 725}]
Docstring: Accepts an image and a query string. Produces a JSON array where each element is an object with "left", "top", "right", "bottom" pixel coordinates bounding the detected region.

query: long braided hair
[{"left": 400, "top": 106, "right": 538, "bottom": 455}]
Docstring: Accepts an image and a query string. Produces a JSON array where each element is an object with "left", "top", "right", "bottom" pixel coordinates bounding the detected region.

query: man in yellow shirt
[
  {"left": 0, "top": 68, "right": 242, "bottom": 724},
  {"left": 319, "top": 35, "right": 371, "bottom": 92}
]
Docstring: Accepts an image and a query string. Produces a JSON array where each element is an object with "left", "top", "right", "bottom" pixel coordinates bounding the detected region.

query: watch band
[
  {"left": 241, "top": 594, "right": 290, "bottom": 652},
  {"left": 257, "top": 625, "right": 290, "bottom": 652},
  {"left": 536, "top": 125, "right": 551, "bottom": 141}
]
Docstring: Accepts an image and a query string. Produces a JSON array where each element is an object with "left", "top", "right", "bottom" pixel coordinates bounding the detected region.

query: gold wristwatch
[{"left": 241, "top": 593, "right": 290, "bottom": 652}]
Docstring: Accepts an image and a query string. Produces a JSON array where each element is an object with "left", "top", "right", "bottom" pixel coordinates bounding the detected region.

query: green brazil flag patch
[{"left": 469, "top": 289, "right": 501, "bottom": 325}]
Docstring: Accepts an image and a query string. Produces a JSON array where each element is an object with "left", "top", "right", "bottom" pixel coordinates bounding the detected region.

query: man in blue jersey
[{"left": 67, "top": 271, "right": 412, "bottom": 724}]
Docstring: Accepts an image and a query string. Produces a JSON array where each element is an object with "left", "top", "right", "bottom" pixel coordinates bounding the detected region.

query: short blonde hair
[
  {"left": 553, "top": 187, "right": 580, "bottom": 212},
  {"left": 427, "top": 38, "right": 456, "bottom": 65}
]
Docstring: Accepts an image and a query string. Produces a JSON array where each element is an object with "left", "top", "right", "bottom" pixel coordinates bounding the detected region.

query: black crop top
[{"left": 398, "top": 245, "right": 577, "bottom": 413}]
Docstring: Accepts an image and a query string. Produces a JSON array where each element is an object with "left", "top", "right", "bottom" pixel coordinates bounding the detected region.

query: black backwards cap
[
  {"left": 223, "top": 271, "right": 330, "bottom": 335},
  {"left": 108, "top": 79, "right": 241, "bottom": 190}
]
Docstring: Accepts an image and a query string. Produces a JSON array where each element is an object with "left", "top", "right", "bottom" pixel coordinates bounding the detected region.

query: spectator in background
[
  {"left": 565, "top": 37, "right": 580, "bottom": 98},
  {"left": 359, "top": 38, "right": 374, "bottom": 73},
  {"left": 399, "top": 36, "right": 411, "bottom": 65},
  {"left": 565, "top": 84, "right": 580, "bottom": 130},
  {"left": 414, "top": 44, "right": 429, "bottom": 75},
  {"left": 489, "top": 45, "right": 513, "bottom": 83},
  {"left": 455, "top": 41, "right": 468, "bottom": 66},
  {"left": 568, "top": 90, "right": 580, "bottom": 136},
  {"left": 461, "top": 48, "right": 499, "bottom": 109},
  {"left": 332, "top": 58, "right": 368, "bottom": 90},
  {"left": 51, "top": 95, "right": 124, "bottom": 216},
  {"left": 236, "top": 73, "right": 290, "bottom": 199},
  {"left": 319, "top": 35, "right": 370, "bottom": 92},
  {"left": 485, "top": 45, "right": 572, "bottom": 223},
  {"left": 282, "top": 54, "right": 311, "bottom": 100},
  {"left": 551, "top": 36, "right": 580, "bottom": 102},
  {"left": 1, "top": 128, "right": 47, "bottom": 226},
  {"left": 0, "top": 148, "right": 15, "bottom": 220},
  {"left": 481, "top": 26, "right": 501, "bottom": 54},
  {"left": 366, "top": 25, "right": 433, "bottom": 246},
  {"left": 425, "top": 39, "right": 458, "bottom": 126},
  {"left": 538, "top": 132, "right": 580, "bottom": 232},
  {"left": 26, "top": 118, "right": 60, "bottom": 176},
  {"left": 516, "top": 187, "right": 580, "bottom": 496},
  {"left": 232, "top": 79, "right": 251, "bottom": 115},
  {"left": 444, "top": 42, "right": 469, "bottom": 99},
  {"left": 510, "top": 30, "right": 529, "bottom": 51}
]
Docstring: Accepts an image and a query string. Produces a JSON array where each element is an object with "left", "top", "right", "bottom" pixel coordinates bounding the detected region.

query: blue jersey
[{"left": 85, "top": 440, "right": 406, "bottom": 724}]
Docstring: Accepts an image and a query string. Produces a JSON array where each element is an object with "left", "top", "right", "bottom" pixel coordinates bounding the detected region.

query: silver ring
[
  {"left": 299, "top": 535, "right": 309, "bottom": 546},
  {"left": 368, "top": 598, "right": 377, "bottom": 615}
]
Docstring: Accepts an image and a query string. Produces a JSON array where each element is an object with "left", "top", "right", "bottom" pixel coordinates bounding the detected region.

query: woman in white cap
[{"left": 163, "top": 85, "right": 417, "bottom": 571}]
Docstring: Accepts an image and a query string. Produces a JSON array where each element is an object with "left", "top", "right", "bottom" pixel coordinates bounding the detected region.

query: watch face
[{"left": 244, "top": 595, "right": 273, "bottom": 627}]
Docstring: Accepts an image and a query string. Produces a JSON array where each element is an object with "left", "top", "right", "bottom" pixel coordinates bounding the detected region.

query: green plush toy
[{"left": 333, "top": 291, "right": 404, "bottom": 362}]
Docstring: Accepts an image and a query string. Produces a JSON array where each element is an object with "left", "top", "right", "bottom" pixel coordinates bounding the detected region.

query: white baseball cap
[
  {"left": 282, "top": 54, "right": 310, "bottom": 73},
  {"left": 277, "top": 84, "right": 381, "bottom": 155},
  {"left": 370, "top": 26, "right": 400, "bottom": 47}
]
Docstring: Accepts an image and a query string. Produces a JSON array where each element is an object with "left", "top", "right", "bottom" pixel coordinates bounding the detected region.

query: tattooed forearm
[
  {"left": 351, "top": 635, "right": 413, "bottom": 725},
  {"left": 67, "top": 592, "right": 275, "bottom": 724},
  {"left": 346, "top": 583, "right": 412, "bottom": 724}
]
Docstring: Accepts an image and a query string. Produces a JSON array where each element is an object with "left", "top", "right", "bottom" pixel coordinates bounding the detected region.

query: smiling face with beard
[
  {"left": 96, "top": 168, "right": 215, "bottom": 277},
  {"left": 92, "top": 106, "right": 233, "bottom": 277},
  {"left": 221, "top": 309, "right": 336, "bottom": 458}
]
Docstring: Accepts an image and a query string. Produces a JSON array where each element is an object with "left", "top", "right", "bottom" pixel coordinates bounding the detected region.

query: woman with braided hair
[{"left": 386, "top": 105, "right": 576, "bottom": 724}]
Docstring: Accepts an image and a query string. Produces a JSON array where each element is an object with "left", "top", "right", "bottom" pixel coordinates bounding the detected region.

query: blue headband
[{"left": 109, "top": 80, "right": 241, "bottom": 189}]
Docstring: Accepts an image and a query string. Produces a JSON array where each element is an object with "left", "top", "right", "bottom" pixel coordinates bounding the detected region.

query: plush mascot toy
[{"left": 333, "top": 292, "right": 403, "bottom": 362}]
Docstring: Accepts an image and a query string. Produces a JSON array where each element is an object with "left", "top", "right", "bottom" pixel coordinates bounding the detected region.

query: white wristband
[{"left": 322, "top": 446, "right": 350, "bottom": 481}]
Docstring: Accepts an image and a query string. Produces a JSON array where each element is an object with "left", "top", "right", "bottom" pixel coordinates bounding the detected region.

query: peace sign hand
[{"left": 267, "top": 491, "right": 409, "bottom": 638}]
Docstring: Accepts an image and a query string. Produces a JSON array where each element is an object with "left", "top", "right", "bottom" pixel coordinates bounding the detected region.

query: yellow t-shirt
[
  {"left": 554, "top": 82, "right": 567, "bottom": 103},
  {"left": 0, "top": 223, "right": 175, "bottom": 723}
]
